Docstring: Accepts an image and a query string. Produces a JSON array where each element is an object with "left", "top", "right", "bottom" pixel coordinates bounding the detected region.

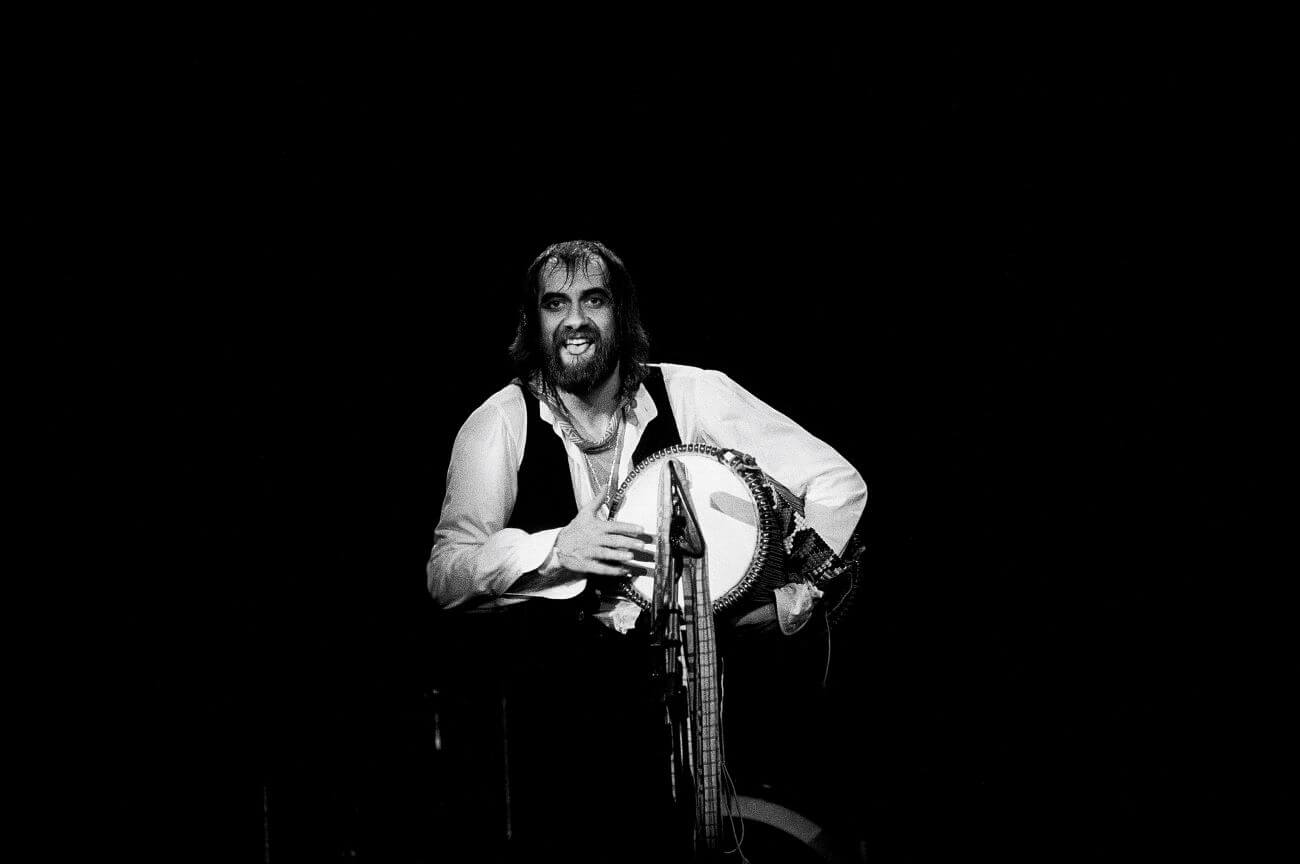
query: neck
[{"left": 558, "top": 364, "right": 622, "bottom": 427}]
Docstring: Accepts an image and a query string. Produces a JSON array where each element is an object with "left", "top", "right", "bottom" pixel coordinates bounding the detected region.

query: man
[{"left": 428, "top": 240, "right": 866, "bottom": 860}]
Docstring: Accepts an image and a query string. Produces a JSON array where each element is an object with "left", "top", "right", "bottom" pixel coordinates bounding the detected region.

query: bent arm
[
  {"left": 682, "top": 369, "right": 867, "bottom": 555},
  {"left": 426, "top": 399, "right": 577, "bottom": 609}
]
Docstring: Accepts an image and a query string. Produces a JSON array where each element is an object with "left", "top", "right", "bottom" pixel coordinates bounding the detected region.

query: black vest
[{"left": 507, "top": 366, "right": 681, "bottom": 534}]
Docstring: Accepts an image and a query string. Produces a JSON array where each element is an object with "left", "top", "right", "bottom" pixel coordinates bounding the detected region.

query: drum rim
[{"left": 608, "top": 443, "right": 782, "bottom": 614}]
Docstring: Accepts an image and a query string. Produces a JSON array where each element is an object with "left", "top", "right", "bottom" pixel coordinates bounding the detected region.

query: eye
[
  {"left": 584, "top": 295, "right": 607, "bottom": 308},
  {"left": 542, "top": 298, "right": 566, "bottom": 311}
]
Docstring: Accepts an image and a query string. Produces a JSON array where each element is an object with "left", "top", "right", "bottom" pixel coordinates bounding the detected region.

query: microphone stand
[{"left": 648, "top": 459, "right": 709, "bottom": 858}]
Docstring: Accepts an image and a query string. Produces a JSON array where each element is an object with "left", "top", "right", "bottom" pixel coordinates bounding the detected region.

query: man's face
[{"left": 537, "top": 258, "right": 618, "bottom": 396}]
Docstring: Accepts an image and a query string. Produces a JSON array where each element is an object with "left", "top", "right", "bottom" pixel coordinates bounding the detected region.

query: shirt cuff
[
  {"left": 516, "top": 528, "right": 563, "bottom": 579},
  {"left": 503, "top": 527, "right": 587, "bottom": 600}
]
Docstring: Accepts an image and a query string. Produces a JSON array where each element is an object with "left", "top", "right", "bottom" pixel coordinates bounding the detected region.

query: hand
[{"left": 554, "top": 495, "right": 656, "bottom": 577}]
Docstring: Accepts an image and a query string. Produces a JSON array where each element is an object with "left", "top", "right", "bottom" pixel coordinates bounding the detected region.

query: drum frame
[{"left": 608, "top": 444, "right": 788, "bottom": 615}]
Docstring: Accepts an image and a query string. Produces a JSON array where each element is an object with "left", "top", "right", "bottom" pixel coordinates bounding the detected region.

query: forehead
[{"left": 538, "top": 255, "right": 610, "bottom": 295}]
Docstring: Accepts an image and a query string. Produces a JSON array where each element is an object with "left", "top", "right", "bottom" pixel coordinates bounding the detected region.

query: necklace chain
[
  {"left": 535, "top": 379, "right": 632, "bottom": 505},
  {"left": 583, "top": 413, "right": 626, "bottom": 507}
]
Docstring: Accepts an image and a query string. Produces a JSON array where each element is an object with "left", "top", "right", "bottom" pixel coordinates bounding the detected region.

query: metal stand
[{"left": 648, "top": 459, "right": 721, "bottom": 860}]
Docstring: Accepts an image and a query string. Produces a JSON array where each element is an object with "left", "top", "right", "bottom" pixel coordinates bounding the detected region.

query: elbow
[
  {"left": 426, "top": 547, "right": 467, "bottom": 610},
  {"left": 848, "top": 470, "right": 868, "bottom": 525},
  {"left": 830, "top": 462, "right": 868, "bottom": 516},
  {"left": 425, "top": 557, "right": 450, "bottom": 608},
  {"left": 852, "top": 469, "right": 868, "bottom": 510},
  {"left": 427, "top": 544, "right": 497, "bottom": 610}
]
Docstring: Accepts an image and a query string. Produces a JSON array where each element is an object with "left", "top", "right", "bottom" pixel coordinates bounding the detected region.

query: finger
[
  {"left": 594, "top": 534, "right": 654, "bottom": 552},
  {"left": 593, "top": 545, "right": 656, "bottom": 565},
  {"left": 585, "top": 540, "right": 655, "bottom": 566},
  {"left": 582, "top": 545, "right": 637, "bottom": 565},
  {"left": 573, "top": 560, "right": 630, "bottom": 577},
  {"left": 599, "top": 519, "right": 649, "bottom": 537}
]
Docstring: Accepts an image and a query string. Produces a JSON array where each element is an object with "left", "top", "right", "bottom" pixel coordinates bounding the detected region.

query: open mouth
[{"left": 563, "top": 338, "right": 594, "bottom": 357}]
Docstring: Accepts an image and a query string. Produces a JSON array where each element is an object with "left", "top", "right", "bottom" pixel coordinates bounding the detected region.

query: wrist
[{"left": 537, "top": 545, "right": 564, "bottom": 578}]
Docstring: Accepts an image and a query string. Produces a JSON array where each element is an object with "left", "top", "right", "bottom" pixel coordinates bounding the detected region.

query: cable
[
  {"left": 717, "top": 661, "right": 750, "bottom": 862},
  {"left": 822, "top": 608, "right": 833, "bottom": 689}
]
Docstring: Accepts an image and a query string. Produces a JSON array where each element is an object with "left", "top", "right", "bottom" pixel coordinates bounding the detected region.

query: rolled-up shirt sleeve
[
  {"left": 427, "top": 395, "right": 562, "bottom": 609},
  {"left": 670, "top": 367, "right": 867, "bottom": 556}
]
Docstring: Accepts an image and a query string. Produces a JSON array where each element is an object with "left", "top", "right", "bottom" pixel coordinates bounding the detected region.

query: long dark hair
[{"left": 508, "top": 239, "right": 651, "bottom": 402}]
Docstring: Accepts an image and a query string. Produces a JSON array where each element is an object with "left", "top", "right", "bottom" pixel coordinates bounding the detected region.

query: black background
[{"left": 40, "top": 27, "right": 1273, "bottom": 864}]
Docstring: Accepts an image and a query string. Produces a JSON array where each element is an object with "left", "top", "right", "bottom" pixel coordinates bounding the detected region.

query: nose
[{"left": 561, "top": 303, "right": 590, "bottom": 329}]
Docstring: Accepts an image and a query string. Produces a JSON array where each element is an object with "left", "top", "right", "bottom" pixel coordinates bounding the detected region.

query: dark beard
[{"left": 545, "top": 326, "right": 618, "bottom": 397}]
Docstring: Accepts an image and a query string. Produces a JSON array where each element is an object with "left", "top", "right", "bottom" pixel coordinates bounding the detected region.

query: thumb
[{"left": 581, "top": 494, "right": 604, "bottom": 516}]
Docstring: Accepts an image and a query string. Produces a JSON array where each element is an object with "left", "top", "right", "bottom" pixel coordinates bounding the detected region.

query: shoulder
[
  {"left": 455, "top": 383, "right": 529, "bottom": 444},
  {"left": 480, "top": 382, "right": 529, "bottom": 416},
  {"left": 655, "top": 362, "right": 742, "bottom": 396}
]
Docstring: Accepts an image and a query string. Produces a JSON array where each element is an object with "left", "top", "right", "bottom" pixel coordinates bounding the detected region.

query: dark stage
[{"left": 42, "top": 32, "right": 1267, "bottom": 863}]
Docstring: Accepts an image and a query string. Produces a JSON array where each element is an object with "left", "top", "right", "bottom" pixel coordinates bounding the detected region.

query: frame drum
[{"left": 609, "top": 445, "right": 791, "bottom": 614}]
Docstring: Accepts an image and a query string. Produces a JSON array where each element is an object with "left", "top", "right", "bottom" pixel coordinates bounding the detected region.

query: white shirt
[{"left": 427, "top": 363, "right": 868, "bottom": 610}]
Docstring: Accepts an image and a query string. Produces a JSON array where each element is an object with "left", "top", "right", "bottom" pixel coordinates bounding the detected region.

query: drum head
[{"left": 614, "top": 453, "right": 760, "bottom": 608}]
